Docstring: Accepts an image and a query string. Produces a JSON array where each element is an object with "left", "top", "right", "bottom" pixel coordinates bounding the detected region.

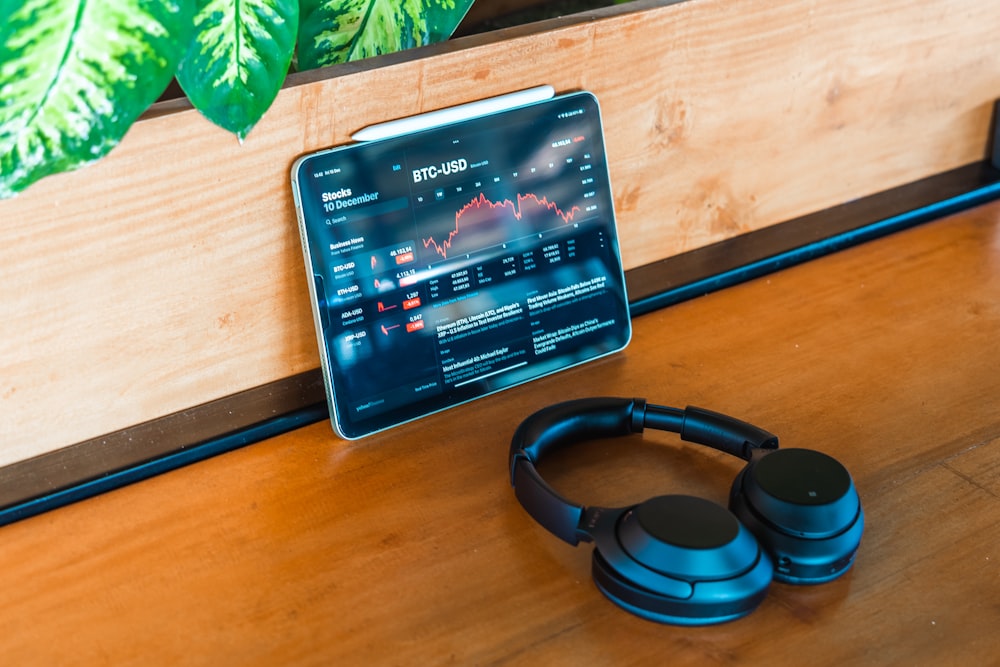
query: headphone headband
[{"left": 509, "top": 397, "right": 779, "bottom": 545}]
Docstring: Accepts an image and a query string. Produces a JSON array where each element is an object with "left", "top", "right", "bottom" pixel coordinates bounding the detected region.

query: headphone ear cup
[
  {"left": 730, "top": 448, "right": 864, "bottom": 584},
  {"left": 590, "top": 495, "right": 772, "bottom": 625}
]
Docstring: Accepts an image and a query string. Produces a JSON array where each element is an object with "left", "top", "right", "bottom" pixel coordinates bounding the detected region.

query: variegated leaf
[
  {"left": 0, "top": 0, "right": 195, "bottom": 198},
  {"left": 176, "top": 0, "right": 298, "bottom": 142},
  {"left": 298, "top": 0, "right": 474, "bottom": 71}
]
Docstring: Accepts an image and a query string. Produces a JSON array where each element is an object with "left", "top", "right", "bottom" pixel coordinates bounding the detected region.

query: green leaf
[
  {"left": 298, "top": 0, "right": 475, "bottom": 71},
  {"left": 177, "top": 0, "right": 298, "bottom": 142},
  {"left": 0, "top": 0, "right": 195, "bottom": 198}
]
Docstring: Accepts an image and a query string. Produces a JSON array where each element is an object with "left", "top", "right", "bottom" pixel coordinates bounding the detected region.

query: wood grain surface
[
  {"left": 2, "top": 0, "right": 999, "bottom": 476},
  {"left": 1, "top": 201, "right": 998, "bottom": 665}
]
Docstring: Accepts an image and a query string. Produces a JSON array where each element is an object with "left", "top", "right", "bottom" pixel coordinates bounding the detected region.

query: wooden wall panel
[{"left": 1, "top": 0, "right": 998, "bottom": 465}]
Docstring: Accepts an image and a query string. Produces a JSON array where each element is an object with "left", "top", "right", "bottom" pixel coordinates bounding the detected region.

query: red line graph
[{"left": 423, "top": 192, "right": 580, "bottom": 259}]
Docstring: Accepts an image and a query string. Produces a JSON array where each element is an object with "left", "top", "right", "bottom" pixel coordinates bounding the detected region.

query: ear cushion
[
  {"left": 590, "top": 495, "right": 772, "bottom": 625},
  {"left": 729, "top": 448, "right": 864, "bottom": 584}
]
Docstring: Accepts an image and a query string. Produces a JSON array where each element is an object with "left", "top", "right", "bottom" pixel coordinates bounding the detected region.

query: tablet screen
[{"left": 292, "top": 91, "right": 631, "bottom": 438}]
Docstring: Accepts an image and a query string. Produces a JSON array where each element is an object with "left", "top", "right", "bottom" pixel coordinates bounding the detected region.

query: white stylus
[{"left": 350, "top": 85, "right": 556, "bottom": 142}]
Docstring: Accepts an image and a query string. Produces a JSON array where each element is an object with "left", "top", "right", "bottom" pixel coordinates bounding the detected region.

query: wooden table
[{"left": 3, "top": 202, "right": 999, "bottom": 665}]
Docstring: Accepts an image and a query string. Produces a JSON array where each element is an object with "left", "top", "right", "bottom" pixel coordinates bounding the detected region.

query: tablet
[{"left": 291, "top": 90, "right": 631, "bottom": 439}]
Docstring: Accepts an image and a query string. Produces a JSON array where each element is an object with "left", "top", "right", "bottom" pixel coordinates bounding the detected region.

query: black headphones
[{"left": 508, "top": 397, "right": 864, "bottom": 626}]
